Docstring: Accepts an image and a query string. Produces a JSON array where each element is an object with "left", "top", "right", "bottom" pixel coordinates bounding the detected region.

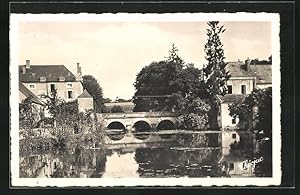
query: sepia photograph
[{"left": 9, "top": 13, "right": 281, "bottom": 187}]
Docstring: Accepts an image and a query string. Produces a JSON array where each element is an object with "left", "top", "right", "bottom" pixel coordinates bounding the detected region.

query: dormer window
[
  {"left": 39, "top": 77, "right": 46, "bottom": 82},
  {"left": 59, "top": 76, "right": 65, "bottom": 81}
]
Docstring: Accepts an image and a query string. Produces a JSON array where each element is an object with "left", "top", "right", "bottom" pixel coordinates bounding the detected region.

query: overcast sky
[{"left": 18, "top": 21, "right": 271, "bottom": 100}]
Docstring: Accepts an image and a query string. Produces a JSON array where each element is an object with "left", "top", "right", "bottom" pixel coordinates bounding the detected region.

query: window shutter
[{"left": 64, "top": 91, "right": 68, "bottom": 99}]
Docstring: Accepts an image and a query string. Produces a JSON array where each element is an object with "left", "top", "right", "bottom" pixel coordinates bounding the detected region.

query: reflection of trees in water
[
  {"left": 254, "top": 140, "right": 272, "bottom": 177},
  {"left": 19, "top": 147, "right": 107, "bottom": 178},
  {"left": 91, "top": 150, "right": 107, "bottom": 178},
  {"left": 134, "top": 147, "right": 223, "bottom": 177}
]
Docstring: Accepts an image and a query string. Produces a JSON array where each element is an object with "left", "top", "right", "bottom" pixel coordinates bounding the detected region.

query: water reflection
[
  {"left": 20, "top": 146, "right": 235, "bottom": 178},
  {"left": 19, "top": 133, "right": 261, "bottom": 178},
  {"left": 135, "top": 147, "right": 222, "bottom": 177}
]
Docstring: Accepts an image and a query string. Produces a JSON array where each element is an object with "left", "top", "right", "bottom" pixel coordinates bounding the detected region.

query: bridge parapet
[
  {"left": 97, "top": 111, "right": 179, "bottom": 132},
  {"left": 98, "top": 111, "right": 179, "bottom": 119}
]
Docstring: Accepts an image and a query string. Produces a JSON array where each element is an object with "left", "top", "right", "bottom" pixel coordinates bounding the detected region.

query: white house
[
  {"left": 19, "top": 60, "right": 83, "bottom": 102},
  {"left": 217, "top": 58, "right": 272, "bottom": 129}
]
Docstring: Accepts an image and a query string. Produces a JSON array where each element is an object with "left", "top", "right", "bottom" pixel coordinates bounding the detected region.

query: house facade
[
  {"left": 19, "top": 81, "right": 46, "bottom": 123},
  {"left": 19, "top": 60, "right": 83, "bottom": 102},
  {"left": 217, "top": 58, "right": 272, "bottom": 129}
]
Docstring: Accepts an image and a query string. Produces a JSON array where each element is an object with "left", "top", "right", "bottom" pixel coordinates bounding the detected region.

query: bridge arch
[
  {"left": 132, "top": 120, "right": 152, "bottom": 140},
  {"left": 132, "top": 120, "right": 152, "bottom": 132},
  {"left": 157, "top": 120, "right": 176, "bottom": 130},
  {"left": 157, "top": 119, "right": 177, "bottom": 139},
  {"left": 106, "top": 121, "right": 126, "bottom": 141},
  {"left": 107, "top": 121, "right": 126, "bottom": 130}
]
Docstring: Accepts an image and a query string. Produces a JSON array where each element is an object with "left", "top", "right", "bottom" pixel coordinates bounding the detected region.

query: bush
[{"left": 111, "top": 105, "right": 124, "bottom": 113}]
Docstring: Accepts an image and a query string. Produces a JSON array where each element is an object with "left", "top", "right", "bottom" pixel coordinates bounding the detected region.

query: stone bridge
[{"left": 97, "top": 111, "right": 179, "bottom": 133}]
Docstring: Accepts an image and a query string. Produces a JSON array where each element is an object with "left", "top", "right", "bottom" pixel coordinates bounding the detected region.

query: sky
[{"left": 17, "top": 21, "right": 272, "bottom": 100}]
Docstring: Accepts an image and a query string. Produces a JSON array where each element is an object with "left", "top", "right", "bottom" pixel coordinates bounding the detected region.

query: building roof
[
  {"left": 78, "top": 89, "right": 93, "bottom": 98},
  {"left": 226, "top": 62, "right": 272, "bottom": 84},
  {"left": 217, "top": 94, "right": 246, "bottom": 103},
  {"left": 19, "top": 82, "right": 45, "bottom": 106},
  {"left": 19, "top": 65, "right": 76, "bottom": 83}
]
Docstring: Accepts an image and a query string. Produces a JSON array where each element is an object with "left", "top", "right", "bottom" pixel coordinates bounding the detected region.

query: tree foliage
[
  {"left": 176, "top": 98, "right": 210, "bottom": 130},
  {"left": 133, "top": 44, "right": 210, "bottom": 130},
  {"left": 43, "top": 89, "right": 79, "bottom": 132},
  {"left": 82, "top": 75, "right": 104, "bottom": 112},
  {"left": 229, "top": 87, "right": 272, "bottom": 177},
  {"left": 229, "top": 87, "right": 272, "bottom": 134},
  {"left": 111, "top": 105, "right": 124, "bottom": 113},
  {"left": 133, "top": 44, "right": 206, "bottom": 112},
  {"left": 19, "top": 96, "right": 42, "bottom": 131},
  {"left": 250, "top": 57, "right": 272, "bottom": 65},
  {"left": 202, "top": 21, "right": 230, "bottom": 129}
]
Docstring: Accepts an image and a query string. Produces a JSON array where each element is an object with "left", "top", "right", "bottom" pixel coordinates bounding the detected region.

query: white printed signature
[{"left": 240, "top": 157, "right": 264, "bottom": 170}]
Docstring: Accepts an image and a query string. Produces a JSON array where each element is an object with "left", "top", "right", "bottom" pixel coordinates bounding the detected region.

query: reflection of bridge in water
[
  {"left": 104, "top": 130, "right": 222, "bottom": 150},
  {"left": 97, "top": 111, "right": 222, "bottom": 149}
]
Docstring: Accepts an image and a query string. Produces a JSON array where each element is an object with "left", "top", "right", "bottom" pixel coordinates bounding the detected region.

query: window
[
  {"left": 59, "top": 76, "right": 65, "bottom": 81},
  {"left": 232, "top": 117, "right": 236, "bottom": 124},
  {"left": 39, "top": 77, "right": 46, "bottom": 82},
  {"left": 227, "top": 85, "right": 232, "bottom": 94},
  {"left": 28, "top": 84, "right": 35, "bottom": 89},
  {"left": 241, "top": 85, "right": 246, "bottom": 94},
  {"left": 66, "top": 83, "right": 73, "bottom": 88},
  {"left": 50, "top": 84, "right": 56, "bottom": 93},
  {"left": 229, "top": 163, "right": 234, "bottom": 170},
  {"left": 67, "top": 91, "right": 74, "bottom": 99},
  {"left": 232, "top": 133, "right": 236, "bottom": 139}
]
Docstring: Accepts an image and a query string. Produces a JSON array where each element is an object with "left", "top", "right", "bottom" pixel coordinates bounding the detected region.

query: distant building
[
  {"left": 217, "top": 58, "right": 272, "bottom": 129},
  {"left": 78, "top": 89, "right": 94, "bottom": 113},
  {"left": 104, "top": 101, "right": 135, "bottom": 113},
  {"left": 19, "top": 60, "right": 83, "bottom": 102}
]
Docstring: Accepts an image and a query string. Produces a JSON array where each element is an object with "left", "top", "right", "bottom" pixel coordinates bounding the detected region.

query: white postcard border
[{"left": 10, "top": 12, "right": 281, "bottom": 187}]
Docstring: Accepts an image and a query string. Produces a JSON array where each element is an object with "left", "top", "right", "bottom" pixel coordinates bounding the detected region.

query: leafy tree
[
  {"left": 165, "top": 43, "right": 185, "bottom": 65},
  {"left": 133, "top": 44, "right": 205, "bottom": 112},
  {"left": 202, "top": 21, "right": 230, "bottom": 129},
  {"left": 43, "top": 90, "right": 79, "bottom": 132},
  {"left": 19, "top": 96, "right": 42, "bottom": 135},
  {"left": 103, "top": 98, "right": 112, "bottom": 103},
  {"left": 82, "top": 75, "right": 104, "bottom": 112},
  {"left": 111, "top": 105, "right": 124, "bottom": 113},
  {"left": 116, "top": 98, "right": 130, "bottom": 103},
  {"left": 229, "top": 87, "right": 272, "bottom": 177},
  {"left": 229, "top": 87, "right": 272, "bottom": 135},
  {"left": 176, "top": 98, "right": 210, "bottom": 130},
  {"left": 250, "top": 58, "right": 271, "bottom": 65},
  {"left": 133, "top": 44, "right": 210, "bottom": 130}
]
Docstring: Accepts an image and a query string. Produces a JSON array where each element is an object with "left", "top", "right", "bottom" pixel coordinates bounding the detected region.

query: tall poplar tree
[{"left": 203, "top": 21, "right": 230, "bottom": 129}]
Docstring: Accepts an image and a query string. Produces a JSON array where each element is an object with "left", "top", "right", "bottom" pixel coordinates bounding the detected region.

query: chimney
[
  {"left": 245, "top": 57, "right": 250, "bottom": 71},
  {"left": 77, "top": 63, "right": 82, "bottom": 76},
  {"left": 25, "top": 60, "right": 30, "bottom": 69}
]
